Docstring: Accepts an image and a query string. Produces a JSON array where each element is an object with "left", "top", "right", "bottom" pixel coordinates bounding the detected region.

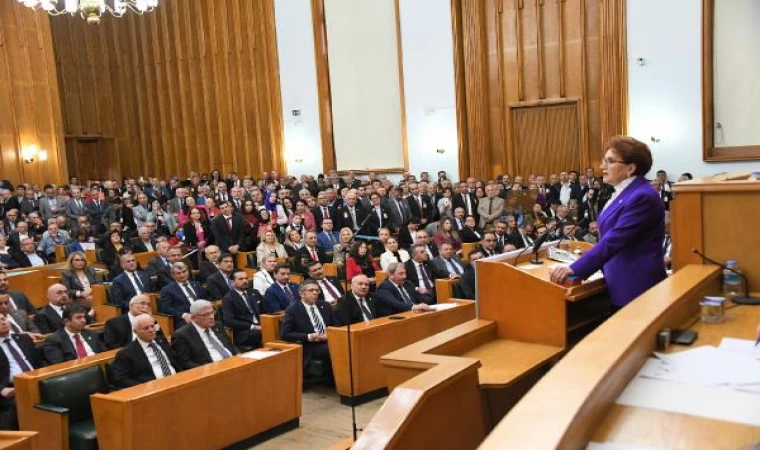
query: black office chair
[{"left": 36, "top": 365, "right": 109, "bottom": 450}]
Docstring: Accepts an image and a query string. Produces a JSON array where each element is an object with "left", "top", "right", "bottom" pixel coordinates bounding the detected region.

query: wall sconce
[
  {"left": 294, "top": 157, "right": 304, "bottom": 163},
  {"left": 436, "top": 148, "right": 446, "bottom": 154},
  {"left": 22, "top": 145, "right": 39, "bottom": 163},
  {"left": 650, "top": 136, "right": 661, "bottom": 144}
]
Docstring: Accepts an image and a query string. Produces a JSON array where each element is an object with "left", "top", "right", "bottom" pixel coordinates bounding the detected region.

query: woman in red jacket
[{"left": 345, "top": 240, "right": 380, "bottom": 283}]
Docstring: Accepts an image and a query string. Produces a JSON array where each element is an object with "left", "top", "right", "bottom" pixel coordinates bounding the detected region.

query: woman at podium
[{"left": 550, "top": 136, "right": 667, "bottom": 311}]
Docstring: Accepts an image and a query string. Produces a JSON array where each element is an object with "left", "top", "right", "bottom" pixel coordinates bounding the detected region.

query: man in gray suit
[
  {"left": 383, "top": 187, "right": 410, "bottom": 232},
  {"left": 429, "top": 242, "right": 467, "bottom": 280},
  {"left": 66, "top": 188, "right": 88, "bottom": 232},
  {"left": 0, "top": 293, "right": 41, "bottom": 338},
  {"left": 476, "top": 184, "right": 504, "bottom": 230},
  {"left": 132, "top": 193, "right": 151, "bottom": 229},
  {"left": 38, "top": 185, "right": 67, "bottom": 222}
]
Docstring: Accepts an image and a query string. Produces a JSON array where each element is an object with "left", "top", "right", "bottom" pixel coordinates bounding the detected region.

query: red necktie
[
  {"left": 74, "top": 334, "right": 88, "bottom": 359},
  {"left": 310, "top": 247, "right": 318, "bottom": 261}
]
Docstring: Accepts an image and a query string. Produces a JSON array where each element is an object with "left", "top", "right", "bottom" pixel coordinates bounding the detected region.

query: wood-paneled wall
[
  {"left": 0, "top": 2, "right": 67, "bottom": 186},
  {"left": 454, "top": 0, "right": 627, "bottom": 180},
  {"left": 51, "top": 0, "right": 285, "bottom": 180}
]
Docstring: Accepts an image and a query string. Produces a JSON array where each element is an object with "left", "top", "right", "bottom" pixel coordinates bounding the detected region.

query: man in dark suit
[
  {"left": 41, "top": 305, "right": 107, "bottom": 365},
  {"left": 13, "top": 237, "right": 48, "bottom": 268},
  {"left": 6, "top": 222, "right": 34, "bottom": 252},
  {"left": 33, "top": 283, "right": 71, "bottom": 334},
  {"left": 305, "top": 261, "right": 344, "bottom": 305},
  {"left": 338, "top": 275, "right": 378, "bottom": 325},
  {"left": 206, "top": 253, "right": 234, "bottom": 300},
  {"left": 430, "top": 242, "right": 467, "bottom": 280},
  {"left": 459, "top": 250, "right": 483, "bottom": 300},
  {"left": 294, "top": 232, "right": 330, "bottom": 276},
  {"left": 171, "top": 300, "right": 238, "bottom": 370},
  {"left": 452, "top": 182, "right": 478, "bottom": 219},
  {"left": 158, "top": 262, "right": 208, "bottom": 329},
  {"left": 280, "top": 280, "right": 339, "bottom": 371},
  {"left": 404, "top": 245, "right": 436, "bottom": 304},
  {"left": 0, "top": 315, "right": 43, "bottom": 430},
  {"left": 264, "top": 263, "right": 300, "bottom": 313},
  {"left": 211, "top": 201, "right": 246, "bottom": 254},
  {"left": 383, "top": 188, "right": 411, "bottom": 232},
  {"left": 406, "top": 182, "right": 434, "bottom": 226},
  {"left": 375, "top": 262, "right": 433, "bottom": 317},
  {"left": 365, "top": 193, "right": 393, "bottom": 236},
  {"left": 476, "top": 232, "right": 499, "bottom": 258},
  {"left": 104, "top": 294, "right": 158, "bottom": 350},
  {"left": 147, "top": 242, "right": 183, "bottom": 289},
  {"left": 222, "top": 270, "right": 263, "bottom": 349},
  {"left": 0, "top": 272, "right": 36, "bottom": 315},
  {"left": 110, "top": 313, "right": 181, "bottom": 389},
  {"left": 336, "top": 192, "right": 368, "bottom": 234},
  {"left": 312, "top": 191, "right": 336, "bottom": 231},
  {"left": 130, "top": 226, "right": 157, "bottom": 253},
  {"left": 110, "top": 253, "right": 155, "bottom": 312},
  {"left": 86, "top": 189, "right": 108, "bottom": 233},
  {"left": 0, "top": 294, "right": 39, "bottom": 337}
]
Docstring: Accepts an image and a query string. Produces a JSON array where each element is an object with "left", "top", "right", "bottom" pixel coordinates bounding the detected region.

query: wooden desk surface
[
  {"left": 461, "top": 339, "right": 562, "bottom": 387},
  {"left": 0, "top": 432, "right": 38, "bottom": 450},
  {"left": 591, "top": 303, "right": 760, "bottom": 450}
]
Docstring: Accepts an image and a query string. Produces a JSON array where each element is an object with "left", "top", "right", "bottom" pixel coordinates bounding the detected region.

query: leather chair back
[{"left": 39, "top": 366, "right": 108, "bottom": 424}]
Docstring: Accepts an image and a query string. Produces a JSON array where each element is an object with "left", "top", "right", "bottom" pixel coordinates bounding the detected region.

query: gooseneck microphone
[{"left": 691, "top": 248, "right": 760, "bottom": 305}]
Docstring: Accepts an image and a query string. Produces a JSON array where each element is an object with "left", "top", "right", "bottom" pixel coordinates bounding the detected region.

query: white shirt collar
[
  {"left": 64, "top": 327, "right": 82, "bottom": 340},
  {"left": 50, "top": 303, "right": 64, "bottom": 316},
  {"left": 192, "top": 322, "right": 210, "bottom": 336},
  {"left": 612, "top": 175, "right": 637, "bottom": 194}
]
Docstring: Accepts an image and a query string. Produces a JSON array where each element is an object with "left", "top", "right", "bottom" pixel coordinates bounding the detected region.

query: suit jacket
[
  {"left": 4, "top": 310, "right": 39, "bottom": 334},
  {"left": 404, "top": 260, "right": 436, "bottom": 302},
  {"left": 182, "top": 221, "right": 212, "bottom": 248},
  {"left": 311, "top": 205, "right": 336, "bottom": 230},
  {"left": 41, "top": 329, "right": 107, "bottom": 364},
  {"left": 430, "top": 255, "right": 466, "bottom": 279},
  {"left": 13, "top": 251, "right": 49, "bottom": 268},
  {"left": 280, "top": 300, "right": 338, "bottom": 365},
  {"left": 459, "top": 264, "right": 477, "bottom": 300},
  {"left": 407, "top": 195, "right": 434, "bottom": 224},
  {"left": 103, "top": 314, "right": 165, "bottom": 350},
  {"left": 264, "top": 282, "right": 300, "bottom": 313},
  {"left": 33, "top": 305, "right": 65, "bottom": 334},
  {"left": 365, "top": 205, "right": 393, "bottom": 236},
  {"left": 459, "top": 227, "right": 482, "bottom": 244},
  {"left": 221, "top": 289, "right": 263, "bottom": 347},
  {"left": 336, "top": 204, "right": 369, "bottom": 233},
  {"left": 147, "top": 256, "right": 174, "bottom": 289},
  {"left": 338, "top": 292, "right": 379, "bottom": 325},
  {"left": 316, "top": 231, "right": 340, "bottom": 253},
  {"left": 60, "top": 269, "right": 98, "bottom": 299},
  {"left": 170, "top": 323, "right": 238, "bottom": 370},
  {"left": 19, "top": 198, "right": 38, "bottom": 216},
  {"left": 7, "top": 291, "right": 35, "bottom": 315},
  {"left": 110, "top": 337, "right": 180, "bottom": 389},
  {"left": 66, "top": 198, "right": 89, "bottom": 225},
  {"left": 159, "top": 281, "right": 208, "bottom": 324},
  {"left": 0, "top": 334, "right": 43, "bottom": 389},
  {"left": 294, "top": 245, "right": 330, "bottom": 275},
  {"left": 570, "top": 176, "right": 667, "bottom": 307},
  {"left": 86, "top": 199, "right": 108, "bottom": 229},
  {"left": 452, "top": 193, "right": 479, "bottom": 218},
  {"left": 110, "top": 270, "right": 155, "bottom": 311},
  {"left": 375, "top": 279, "right": 424, "bottom": 317},
  {"left": 383, "top": 197, "right": 411, "bottom": 230},
  {"left": 477, "top": 196, "right": 505, "bottom": 229},
  {"left": 39, "top": 196, "right": 68, "bottom": 222},
  {"left": 130, "top": 239, "right": 157, "bottom": 254},
  {"left": 7, "top": 232, "right": 35, "bottom": 251},
  {"left": 211, "top": 214, "right": 246, "bottom": 253},
  {"left": 206, "top": 270, "right": 232, "bottom": 300}
]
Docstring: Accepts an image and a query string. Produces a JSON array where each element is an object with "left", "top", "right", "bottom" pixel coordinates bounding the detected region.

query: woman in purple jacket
[{"left": 550, "top": 136, "right": 666, "bottom": 311}]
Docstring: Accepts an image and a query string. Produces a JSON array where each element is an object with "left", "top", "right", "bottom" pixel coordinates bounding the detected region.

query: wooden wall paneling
[
  {"left": 262, "top": 0, "right": 285, "bottom": 174},
  {"left": 495, "top": 0, "right": 515, "bottom": 175},
  {"left": 485, "top": 0, "right": 505, "bottom": 177},
  {"left": 536, "top": 0, "right": 545, "bottom": 100},
  {"left": 451, "top": 0, "right": 471, "bottom": 180},
  {"left": 558, "top": 0, "right": 566, "bottom": 98},
  {"left": 311, "top": 0, "right": 336, "bottom": 173},
  {"left": 541, "top": 0, "right": 561, "bottom": 100},
  {"left": 598, "top": 0, "right": 628, "bottom": 164}
]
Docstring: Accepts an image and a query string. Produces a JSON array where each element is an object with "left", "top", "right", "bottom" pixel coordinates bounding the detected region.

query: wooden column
[{"left": 598, "top": 0, "right": 628, "bottom": 156}]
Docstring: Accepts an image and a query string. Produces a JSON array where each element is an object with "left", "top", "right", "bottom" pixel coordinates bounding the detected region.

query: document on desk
[
  {"left": 240, "top": 350, "right": 280, "bottom": 360},
  {"left": 642, "top": 346, "right": 760, "bottom": 386},
  {"left": 718, "top": 337, "right": 760, "bottom": 359},
  {"left": 428, "top": 303, "right": 457, "bottom": 311}
]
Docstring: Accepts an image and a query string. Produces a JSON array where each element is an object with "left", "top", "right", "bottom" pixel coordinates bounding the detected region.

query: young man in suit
[
  {"left": 375, "top": 262, "right": 432, "bottom": 317},
  {"left": 338, "top": 275, "right": 378, "bottom": 325},
  {"left": 0, "top": 272, "right": 36, "bottom": 315},
  {"left": 110, "top": 313, "right": 181, "bottom": 389},
  {"left": 221, "top": 270, "right": 263, "bottom": 349},
  {"left": 41, "top": 305, "right": 107, "bottom": 365},
  {"left": 0, "top": 315, "right": 43, "bottom": 430},
  {"left": 452, "top": 182, "right": 478, "bottom": 219},
  {"left": 103, "top": 294, "right": 162, "bottom": 350},
  {"left": 280, "top": 280, "right": 339, "bottom": 372},
  {"left": 294, "top": 231, "right": 330, "bottom": 276},
  {"left": 316, "top": 218, "right": 340, "bottom": 253},
  {"left": 305, "top": 261, "right": 344, "bottom": 306},
  {"left": 312, "top": 191, "right": 336, "bottom": 231},
  {"left": 404, "top": 245, "right": 436, "bottom": 304},
  {"left": 211, "top": 201, "right": 246, "bottom": 254},
  {"left": 86, "top": 187, "right": 108, "bottom": 233},
  {"left": 365, "top": 193, "right": 392, "bottom": 236},
  {"left": 406, "top": 182, "right": 434, "bottom": 226},
  {"left": 158, "top": 262, "right": 208, "bottom": 329},
  {"left": 171, "top": 300, "right": 237, "bottom": 370},
  {"left": 264, "top": 263, "right": 300, "bottom": 313},
  {"left": 110, "top": 253, "right": 155, "bottom": 312},
  {"left": 33, "top": 283, "right": 71, "bottom": 334},
  {"left": 206, "top": 253, "right": 235, "bottom": 300}
]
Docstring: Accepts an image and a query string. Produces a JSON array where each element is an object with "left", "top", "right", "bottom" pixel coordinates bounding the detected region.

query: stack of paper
[
  {"left": 641, "top": 345, "right": 760, "bottom": 386},
  {"left": 428, "top": 303, "right": 457, "bottom": 312}
]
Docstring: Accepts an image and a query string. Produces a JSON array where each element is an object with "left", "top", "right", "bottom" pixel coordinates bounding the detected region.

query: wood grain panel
[
  {"left": 51, "top": 0, "right": 284, "bottom": 180},
  {"left": 512, "top": 101, "right": 581, "bottom": 177},
  {"left": 0, "top": 3, "right": 66, "bottom": 185},
  {"left": 453, "top": 0, "right": 626, "bottom": 179}
]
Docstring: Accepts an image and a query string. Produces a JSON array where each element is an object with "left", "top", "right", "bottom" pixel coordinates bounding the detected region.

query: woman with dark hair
[
  {"left": 459, "top": 215, "right": 482, "bottom": 243},
  {"left": 434, "top": 217, "right": 463, "bottom": 252},
  {"left": 345, "top": 240, "right": 380, "bottom": 282},
  {"left": 99, "top": 231, "right": 132, "bottom": 279},
  {"left": 294, "top": 199, "right": 316, "bottom": 232},
  {"left": 551, "top": 136, "right": 667, "bottom": 312},
  {"left": 182, "top": 207, "right": 212, "bottom": 249}
]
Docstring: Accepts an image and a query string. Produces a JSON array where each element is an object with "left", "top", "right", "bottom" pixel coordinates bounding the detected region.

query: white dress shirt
[
  {"left": 65, "top": 328, "right": 95, "bottom": 357},
  {"left": 2, "top": 313, "right": 22, "bottom": 334},
  {"left": 253, "top": 270, "right": 274, "bottom": 295},
  {"left": 192, "top": 322, "right": 226, "bottom": 362},
  {"left": 302, "top": 301, "right": 326, "bottom": 334},
  {"left": 138, "top": 338, "right": 176, "bottom": 379},
  {"left": 318, "top": 279, "right": 341, "bottom": 304},
  {"left": 1, "top": 337, "right": 31, "bottom": 380}
]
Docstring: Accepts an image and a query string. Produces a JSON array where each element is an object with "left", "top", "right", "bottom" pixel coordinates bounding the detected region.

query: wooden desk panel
[
  {"left": 92, "top": 343, "right": 302, "bottom": 450},
  {"left": 327, "top": 300, "right": 475, "bottom": 399},
  {"left": 0, "top": 432, "right": 38, "bottom": 450}
]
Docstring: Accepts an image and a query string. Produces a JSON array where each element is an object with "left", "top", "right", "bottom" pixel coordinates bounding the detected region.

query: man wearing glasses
[{"left": 171, "top": 300, "right": 237, "bottom": 370}]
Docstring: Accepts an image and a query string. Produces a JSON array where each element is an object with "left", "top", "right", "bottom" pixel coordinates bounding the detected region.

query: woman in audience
[
  {"left": 434, "top": 217, "right": 462, "bottom": 252},
  {"left": 333, "top": 227, "right": 355, "bottom": 266},
  {"left": 61, "top": 251, "right": 98, "bottom": 301},
  {"left": 379, "top": 237, "right": 410, "bottom": 271},
  {"left": 371, "top": 228, "right": 391, "bottom": 258},
  {"left": 253, "top": 254, "right": 277, "bottom": 295},
  {"left": 294, "top": 199, "right": 316, "bottom": 232},
  {"left": 0, "top": 235, "right": 18, "bottom": 270},
  {"left": 203, "top": 197, "right": 220, "bottom": 220},
  {"left": 436, "top": 187, "right": 454, "bottom": 218},
  {"left": 276, "top": 197, "right": 295, "bottom": 235},
  {"left": 474, "top": 186, "right": 486, "bottom": 201},
  {"left": 256, "top": 208, "right": 275, "bottom": 240},
  {"left": 346, "top": 240, "right": 380, "bottom": 282},
  {"left": 177, "top": 196, "right": 197, "bottom": 225},
  {"left": 67, "top": 229, "right": 95, "bottom": 254},
  {"left": 151, "top": 200, "right": 177, "bottom": 236},
  {"left": 530, "top": 202, "right": 548, "bottom": 222},
  {"left": 255, "top": 229, "right": 287, "bottom": 266},
  {"left": 100, "top": 231, "right": 130, "bottom": 279},
  {"left": 460, "top": 215, "right": 482, "bottom": 243},
  {"left": 182, "top": 207, "right": 211, "bottom": 249},
  {"left": 283, "top": 229, "right": 303, "bottom": 258}
]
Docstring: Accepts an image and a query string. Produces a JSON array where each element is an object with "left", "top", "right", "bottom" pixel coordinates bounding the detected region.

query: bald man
[
  {"left": 338, "top": 275, "right": 379, "bottom": 325},
  {"left": 33, "top": 283, "right": 71, "bottom": 334}
]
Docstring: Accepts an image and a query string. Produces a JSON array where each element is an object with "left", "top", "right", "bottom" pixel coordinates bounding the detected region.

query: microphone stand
[
  {"left": 340, "top": 263, "right": 360, "bottom": 441},
  {"left": 691, "top": 248, "right": 760, "bottom": 305}
]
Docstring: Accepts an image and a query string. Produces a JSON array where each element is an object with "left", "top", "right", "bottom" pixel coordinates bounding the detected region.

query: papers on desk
[
  {"left": 615, "top": 345, "right": 760, "bottom": 427},
  {"left": 240, "top": 350, "right": 280, "bottom": 360},
  {"left": 428, "top": 303, "right": 457, "bottom": 311},
  {"left": 718, "top": 337, "right": 760, "bottom": 359},
  {"left": 587, "top": 442, "right": 656, "bottom": 450}
]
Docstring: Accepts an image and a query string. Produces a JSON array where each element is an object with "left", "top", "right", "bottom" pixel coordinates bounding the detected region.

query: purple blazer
[{"left": 570, "top": 176, "right": 666, "bottom": 307}]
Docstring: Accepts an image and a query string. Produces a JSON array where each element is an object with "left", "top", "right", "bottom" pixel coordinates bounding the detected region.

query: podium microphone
[
  {"left": 526, "top": 231, "right": 551, "bottom": 265},
  {"left": 691, "top": 248, "right": 760, "bottom": 305}
]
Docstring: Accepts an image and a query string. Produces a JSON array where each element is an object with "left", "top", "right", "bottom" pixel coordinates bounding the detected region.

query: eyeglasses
[{"left": 601, "top": 158, "right": 628, "bottom": 167}]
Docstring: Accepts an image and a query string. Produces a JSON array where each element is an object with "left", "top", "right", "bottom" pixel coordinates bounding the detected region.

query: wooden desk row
[{"left": 16, "top": 343, "right": 302, "bottom": 450}]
